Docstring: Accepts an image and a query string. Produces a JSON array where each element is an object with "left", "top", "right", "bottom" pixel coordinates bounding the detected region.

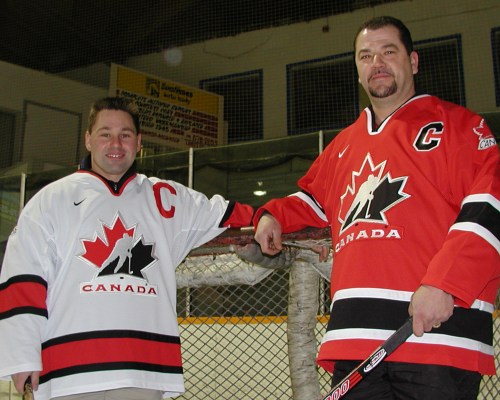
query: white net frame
[{"left": 176, "top": 228, "right": 332, "bottom": 399}]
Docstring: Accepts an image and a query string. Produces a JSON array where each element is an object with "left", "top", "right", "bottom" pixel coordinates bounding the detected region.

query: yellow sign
[{"left": 109, "top": 64, "right": 225, "bottom": 149}]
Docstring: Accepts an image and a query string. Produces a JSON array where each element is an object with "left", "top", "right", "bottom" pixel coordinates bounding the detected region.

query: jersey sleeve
[
  {"left": 421, "top": 115, "right": 500, "bottom": 308},
  {"left": 253, "top": 149, "right": 332, "bottom": 232},
  {"left": 0, "top": 205, "right": 49, "bottom": 378},
  {"left": 167, "top": 182, "right": 254, "bottom": 262},
  {"left": 218, "top": 200, "right": 254, "bottom": 229}
]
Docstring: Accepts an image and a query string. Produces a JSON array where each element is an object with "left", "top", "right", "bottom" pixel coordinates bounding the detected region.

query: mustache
[{"left": 369, "top": 68, "right": 393, "bottom": 80}]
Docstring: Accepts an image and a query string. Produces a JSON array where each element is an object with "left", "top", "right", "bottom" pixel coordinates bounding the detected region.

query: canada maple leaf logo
[
  {"left": 473, "top": 119, "right": 488, "bottom": 140},
  {"left": 80, "top": 214, "right": 156, "bottom": 280},
  {"left": 338, "top": 153, "right": 410, "bottom": 233},
  {"left": 473, "top": 118, "right": 497, "bottom": 150}
]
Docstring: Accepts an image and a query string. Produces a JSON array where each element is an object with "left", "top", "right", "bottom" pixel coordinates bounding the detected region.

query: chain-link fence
[
  {"left": 1, "top": 136, "right": 499, "bottom": 400},
  {"left": 178, "top": 273, "right": 292, "bottom": 398},
  {"left": 173, "top": 237, "right": 499, "bottom": 400}
]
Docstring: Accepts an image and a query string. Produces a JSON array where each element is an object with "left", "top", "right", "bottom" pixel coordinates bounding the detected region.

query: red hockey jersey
[{"left": 256, "top": 95, "right": 499, "bottom": 374}]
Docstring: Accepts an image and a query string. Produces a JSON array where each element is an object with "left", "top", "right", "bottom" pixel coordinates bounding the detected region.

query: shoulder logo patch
[{"left": 473, "top": 119, "right": 496, "bottom": 150}]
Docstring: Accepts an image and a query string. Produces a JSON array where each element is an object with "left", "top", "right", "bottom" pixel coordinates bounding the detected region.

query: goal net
[
  {"left": 176, "top": 227, "right": 333, "bottom": 400},
  {"left": 175, "top": 227, "right": 500, "bottom": 400}
]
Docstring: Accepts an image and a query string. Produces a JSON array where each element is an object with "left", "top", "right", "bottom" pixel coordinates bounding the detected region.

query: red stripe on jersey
[
  {"left": 0, "top": 281, "right": 47, "bottom": 313},
  {"left": 41, "top": 336, "right": 182, "bottom": 375}
]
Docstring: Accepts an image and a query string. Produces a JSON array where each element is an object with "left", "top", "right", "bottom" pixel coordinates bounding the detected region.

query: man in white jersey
[{"left": 0, "top": 97, "right": 254, "bottom": 400}]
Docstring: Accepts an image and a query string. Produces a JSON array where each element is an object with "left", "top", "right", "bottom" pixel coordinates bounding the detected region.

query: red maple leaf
[{"left": 81, "top": 217, "right": 135, "bottom": 268}]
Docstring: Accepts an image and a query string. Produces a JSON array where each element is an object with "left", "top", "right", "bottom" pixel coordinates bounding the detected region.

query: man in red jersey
[{"left": 254, "top": 16, "right": 499, "bottom": 399}]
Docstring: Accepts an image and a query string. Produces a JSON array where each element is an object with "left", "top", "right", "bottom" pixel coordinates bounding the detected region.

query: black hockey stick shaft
[{"left": 321, "top": 317, "right": 414, "bottom": 400}]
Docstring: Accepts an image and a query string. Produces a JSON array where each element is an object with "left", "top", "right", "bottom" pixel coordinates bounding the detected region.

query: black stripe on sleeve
[
  {"left": 0, "top": 274, "right": 48, "bottom": 290},
  {"left": 456, "top": 201, "right": 499, "bottom": 240},
  {"left": 299, "top": 190, "right": 326, "bottom": 214},
  {"left": 0, "top": 306, "right": 48, "bottom": 320},
  {"left": 218, "top": 200, "right": 235, "bottom": 227},
  {"left": 42, "top": 329, "right": 181, "bottom": 349},
  {"left": 39, "top": 362, "right": 183, "bottom": 384}
]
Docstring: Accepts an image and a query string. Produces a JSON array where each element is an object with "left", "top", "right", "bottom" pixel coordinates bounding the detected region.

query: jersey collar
[{"left": 79, "top": 154, "right": 137, "bottom": 194}]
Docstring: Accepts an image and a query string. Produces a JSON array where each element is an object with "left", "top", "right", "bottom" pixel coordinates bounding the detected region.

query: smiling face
[
  {"left": 85, "top": 109, "right": 141, "bottom": 182},
  {"left": 355, "top": 24, "right": 418, "bottom": 108}
]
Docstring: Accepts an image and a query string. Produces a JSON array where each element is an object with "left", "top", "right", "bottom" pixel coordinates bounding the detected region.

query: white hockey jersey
[{"left": 0, "top": 163, "right": 253, "bottom": 399}]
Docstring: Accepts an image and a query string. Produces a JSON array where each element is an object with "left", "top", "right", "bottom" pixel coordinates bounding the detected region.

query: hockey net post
[{"left": 176, "top": 226, "right": 333, "bottom": 400}]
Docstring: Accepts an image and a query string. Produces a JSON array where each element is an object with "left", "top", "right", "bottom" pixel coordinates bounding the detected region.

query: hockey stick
[
  {"left": 23, "top": 376, "right": 33, "bottom": 400},
  {"left": 322, "top": 317, "right": 414, "bottom": 400}
]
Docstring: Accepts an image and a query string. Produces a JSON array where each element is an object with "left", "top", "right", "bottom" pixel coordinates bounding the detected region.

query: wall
[
  {"left": 0, "top": 61, "right": 106, "bottom": 170},
  {"left": 120, "top": 0, "right": 500, "bottom": 140}
]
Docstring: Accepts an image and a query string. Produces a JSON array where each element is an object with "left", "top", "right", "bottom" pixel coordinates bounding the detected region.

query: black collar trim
[{"left": 79, "top": 155, "right": 137, "bottom": 194}]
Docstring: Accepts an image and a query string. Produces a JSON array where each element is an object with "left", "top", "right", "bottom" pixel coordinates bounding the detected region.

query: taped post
[{"left": 288, "top": 260, "right": 321, "bottom": 400}]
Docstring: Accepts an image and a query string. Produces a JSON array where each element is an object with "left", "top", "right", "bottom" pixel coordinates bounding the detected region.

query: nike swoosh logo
[
  {"left": 74, "top": 199, "right": 85, "bottom": 206},
  {"left": 338, "top": 145, "right": 349, "bottom": 158}
]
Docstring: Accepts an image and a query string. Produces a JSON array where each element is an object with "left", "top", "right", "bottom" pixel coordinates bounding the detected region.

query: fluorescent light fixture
[{"left": 253, "top": 181, "right": 267, "bottom": 196}]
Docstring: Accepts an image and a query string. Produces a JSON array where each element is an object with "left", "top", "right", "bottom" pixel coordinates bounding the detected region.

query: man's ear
[
  {"left": 410, "top": 51, "right": 419, "bottom": 75},
  {"left": 136, "top": 133, "right": 142, "bottom": 153},
  {"left": 84, "top": 131, "right": 91, "bottom": 152}
]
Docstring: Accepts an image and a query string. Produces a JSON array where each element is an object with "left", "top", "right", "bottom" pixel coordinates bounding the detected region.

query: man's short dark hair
[
  {"left": 354, "top": 16, "right": 414, "bottom": 55},
  {"left": 87, "top": 96, "right": 141, "bottom": 134}
]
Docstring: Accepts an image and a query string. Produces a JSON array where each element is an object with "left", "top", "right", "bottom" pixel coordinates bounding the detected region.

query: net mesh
[
  {"left": 0, "top": 137, "right": 498, "bottom": 400},
  {"left": 0, "top": 0, "right": 499, "bottom": 166},
  {"left": 172, "top": 230, "right": 499, "bottom": 400},
  {"left": 0, "top": 0, "right": 499, "bottom": 399},
  {"left": 175, "top": 230, "right": 334, "bottom": 400}
]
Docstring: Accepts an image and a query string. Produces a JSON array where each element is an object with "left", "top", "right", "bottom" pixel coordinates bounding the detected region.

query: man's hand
[
  {"left": 254, "top": 213, "right": 283, "bottom": 256},
  {"left": 12, "top": 371, "right": 39, "bottom": 395},
  {"left": 310, "top": 244, "right": 330, "bottom": 262},
  {"left": 408, "top": 285, "right": 454, "bottom": 336},
  {"left": 234, "top": 243, "right": 298, "bottom": 269}
]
